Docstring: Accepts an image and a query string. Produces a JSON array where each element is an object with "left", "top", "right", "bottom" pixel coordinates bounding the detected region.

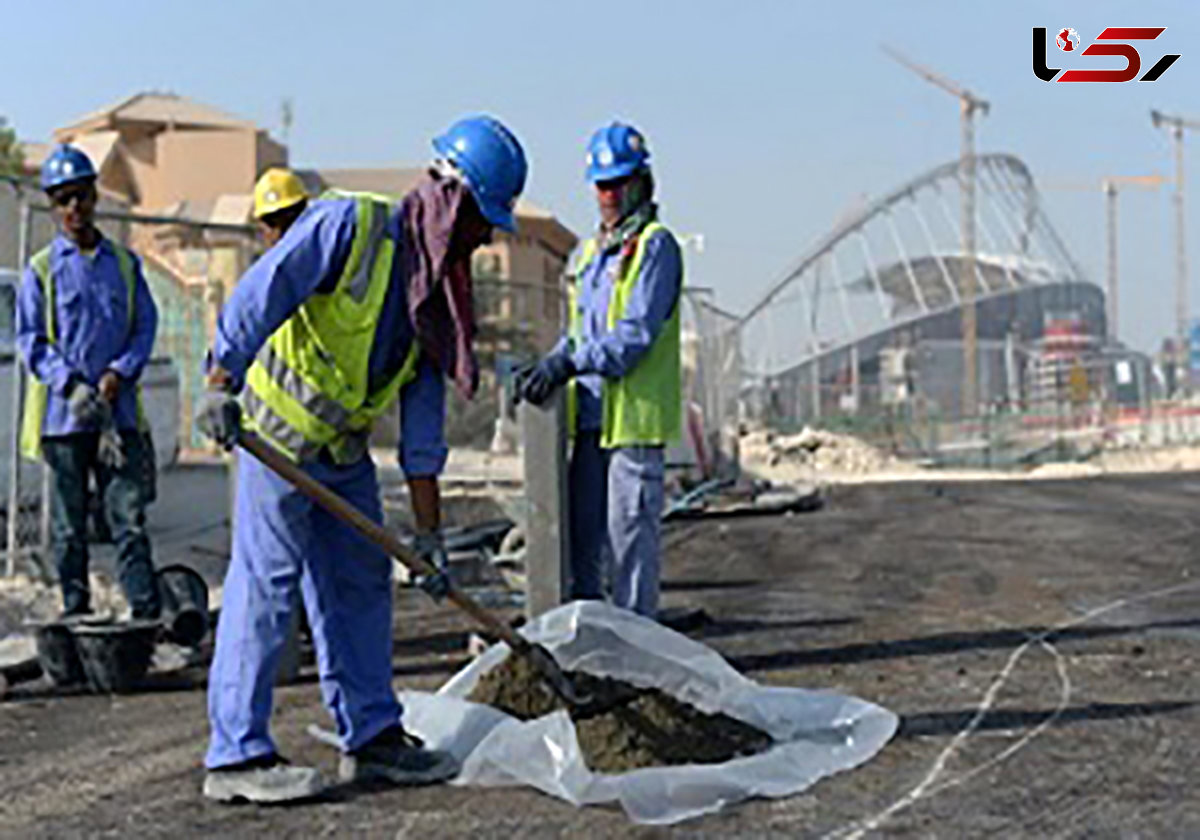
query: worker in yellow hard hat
[{"left": 252, "top": 168, "right": 309, "bottom": 248}]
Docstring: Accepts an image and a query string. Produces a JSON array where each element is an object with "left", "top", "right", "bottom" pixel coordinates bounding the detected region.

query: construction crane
[
  {"left": 1150, "top": 109, "right": 1200, "bottom": 389},
  {"left": 1039, "top": 174, "right": 1168, "bottom": 342},
  {"left": 885, "top": 45, "right": 989, "bottom": 418}
]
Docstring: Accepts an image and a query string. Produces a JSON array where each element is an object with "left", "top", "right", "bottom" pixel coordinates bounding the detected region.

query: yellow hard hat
[{"left": 253, "top": 168, "right": 308, "bottom": 219}]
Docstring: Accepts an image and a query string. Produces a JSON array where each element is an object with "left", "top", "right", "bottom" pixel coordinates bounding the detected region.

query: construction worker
[
  {"left": 518, "top": 122, "right": 682, "bottom": 618},
  {"left": 15, "top": 144, "right": 161, "bottom": 621},
  {"left": 252, "top": 167, "right": 310, "bottom": 248},
  {"left": 196, "top": 116, "right": 527, "bottom": 804}
]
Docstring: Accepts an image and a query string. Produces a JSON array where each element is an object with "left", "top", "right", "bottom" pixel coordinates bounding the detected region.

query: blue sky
[{"left": 3, "top": 0, "right": 1197, "bottom": 353}]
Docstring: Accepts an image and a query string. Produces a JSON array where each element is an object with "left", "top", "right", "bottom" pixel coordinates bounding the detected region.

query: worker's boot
[
  {"left": 202, "top": 754, "right": 325, "bottom": 804},
  {"left": 338, "top": 725, "right": 458, "bottom": 786}
]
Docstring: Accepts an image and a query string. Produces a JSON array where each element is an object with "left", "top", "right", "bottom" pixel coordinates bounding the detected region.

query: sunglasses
[{"left": 49, "top": 185, "right": 92, "bottom": 207}]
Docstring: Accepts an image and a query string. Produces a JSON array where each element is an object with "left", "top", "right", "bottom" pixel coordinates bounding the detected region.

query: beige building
[
  {"left": 21, "top": 92, "right": 284, "bottom": 296},
  {"left": 26, "top": 92, "right": 288, "bottom": 212}
]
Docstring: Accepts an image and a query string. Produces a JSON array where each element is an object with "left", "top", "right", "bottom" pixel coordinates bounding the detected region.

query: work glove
[
  {"left": 96, "top": 405, "right": 126, "bottom": 470},
  {"left": 515, "top": 352, "right": 575, "bottom": 407},
  {"left": 411, "top": 531, "right": 452, "bottom": 601},
  {"left": 196, "top": 389, "right": 242, "bottom": 451},
  {"left": 67, "top": 381, "right": 107, "bottom": 426}
]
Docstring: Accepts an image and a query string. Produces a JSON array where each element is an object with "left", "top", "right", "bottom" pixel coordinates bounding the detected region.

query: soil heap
[{"left": 466, "top": 653, "right": 772, "bottom": 774}]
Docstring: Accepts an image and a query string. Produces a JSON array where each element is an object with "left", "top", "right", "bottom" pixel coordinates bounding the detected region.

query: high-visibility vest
[
  {"left": 19, "top": 243, "right": 147, "bottom": 460},
  {"left": 567, "top": 221, "right": 682, "bottom": 448},
  {"left": 242, "top": 193, "right": 419, "bottom": 463}
]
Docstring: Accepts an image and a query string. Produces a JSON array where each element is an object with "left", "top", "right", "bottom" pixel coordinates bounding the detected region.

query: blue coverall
[
  {"left": 554, "top": 228, "right": 682, "bottom": 617},
  {"left": 205, "top": 199, "right": 448, "bottom": 769},
  {"left": 15, "top": 235, "right": 160, "bottom": 617}
]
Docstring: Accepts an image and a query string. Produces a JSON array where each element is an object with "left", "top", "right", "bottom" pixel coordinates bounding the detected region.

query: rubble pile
[
  {"left": 741, "top": 426, "right": 898, "bottom": 474},
  {"left": 0, "top": 574, "right": 127, "bottom": 639}
]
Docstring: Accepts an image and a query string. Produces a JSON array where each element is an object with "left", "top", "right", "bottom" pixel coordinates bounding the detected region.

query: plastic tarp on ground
[{"left": 398, "top": 601, "right": 898, "bottom": 825}]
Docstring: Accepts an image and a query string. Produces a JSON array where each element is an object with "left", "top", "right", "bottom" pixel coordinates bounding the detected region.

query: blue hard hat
[
  {"left": 41, "top": 144, "right": 97, "bottom": 192},
  {"left": 433, "top": 115, "right": 527, "bottom": 233},
  {"left": 585, "top": 122, "right": 650, "bottom": 183}
]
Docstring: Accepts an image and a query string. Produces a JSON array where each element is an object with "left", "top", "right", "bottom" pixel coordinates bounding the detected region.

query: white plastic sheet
[{"left": 399, "top": 601, "right": 897, "bottom": 825}]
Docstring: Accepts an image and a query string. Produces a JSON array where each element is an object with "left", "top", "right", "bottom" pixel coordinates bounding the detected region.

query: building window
[{"left": 473, "top": 251, "right": 503, "bottom": 280}]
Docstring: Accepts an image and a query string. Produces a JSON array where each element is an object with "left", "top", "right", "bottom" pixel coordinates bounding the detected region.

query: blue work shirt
[
  {"left": 557, "top": 228, "right": 683, "bottom": 431},
  {"left": 212, "top": 199, "right": 448, "bottom": 477},
  {"left": 16, "top": 235, "right": 158, "bottom": 435}
]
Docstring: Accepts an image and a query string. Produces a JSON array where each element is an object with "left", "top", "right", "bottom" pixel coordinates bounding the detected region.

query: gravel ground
[{"left": 2, "top": 469, "right": 1199, "bottom": 837}]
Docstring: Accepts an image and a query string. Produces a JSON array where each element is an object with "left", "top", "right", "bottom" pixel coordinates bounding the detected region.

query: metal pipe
[
  {"left": 6, "top": 201, "right": 33, "bottom": 576},
  {"left": 1173, "top": 125, "right": 1188, "bottom": 383},
  {"left": 961, "top": 98, "right": 979, "bottom": 418},
  {"left": 1105, "top": 181, "right": 1119, "bottom": 341}
]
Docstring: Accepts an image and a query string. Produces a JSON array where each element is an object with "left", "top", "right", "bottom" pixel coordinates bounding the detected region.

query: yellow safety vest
[
  {"left": 567, "top": 221, "right": 682, "bottom": 448},
  {"left": 19, "top": 243, "right": 146, "bottom": 461},
  {"left": 242, "top": 193, "right": 419, "bottom": 463}
]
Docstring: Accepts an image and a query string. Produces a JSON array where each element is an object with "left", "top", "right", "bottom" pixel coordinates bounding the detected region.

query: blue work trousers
[
  {"left": 205, "top": 452, "right": 401, "bottom": 768},
  {"left": 568, "top": 431, "right": 665, "bottom": 617}
]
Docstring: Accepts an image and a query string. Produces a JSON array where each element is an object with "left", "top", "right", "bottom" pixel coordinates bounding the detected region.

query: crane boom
[
  {"left": 882, "top": 44, "right": 988, "bottom": 111},
  {"left": 1151, "top": 109, "right": 1200, "bottom": 132}
]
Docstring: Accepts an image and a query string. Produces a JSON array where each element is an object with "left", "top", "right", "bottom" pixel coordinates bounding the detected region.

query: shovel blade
[{"left": 523, "top": 643, "right": 592, "bottom": 707}]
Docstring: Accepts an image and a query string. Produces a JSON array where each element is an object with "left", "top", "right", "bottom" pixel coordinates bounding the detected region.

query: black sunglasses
[{"left": 49, "top": 185, "right": 92, "bottom": 207}]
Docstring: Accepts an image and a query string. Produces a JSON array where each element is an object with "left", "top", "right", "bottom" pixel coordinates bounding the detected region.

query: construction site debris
[
  {"left": 0, "top": 574, "right": 127, "bottom": 641},
  {"left": 741, "top": 426, "right": 904, "bottom": 474},
  {"left": 466, "top": 651, "right": 772, "bottom": 773}
]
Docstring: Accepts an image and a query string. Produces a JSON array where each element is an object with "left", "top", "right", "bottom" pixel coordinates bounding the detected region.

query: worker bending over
[{"left": 197, "top": 116, "right": 527, "bottom": 803}]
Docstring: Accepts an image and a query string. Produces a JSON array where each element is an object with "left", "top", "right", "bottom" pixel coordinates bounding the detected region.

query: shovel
[{"left": 236, "top": 430, "right": 591, "bottom": 707}]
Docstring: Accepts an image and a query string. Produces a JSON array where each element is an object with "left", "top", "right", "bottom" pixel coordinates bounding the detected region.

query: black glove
[
  {"left": 516, "top": 353, "right": 575, "bottom": 407},
  {"left": 412, "top": 531, "right": 452, "bottom": 601},
  {"left": 196, "top": 389, "right": 242, "bottom": 451}
]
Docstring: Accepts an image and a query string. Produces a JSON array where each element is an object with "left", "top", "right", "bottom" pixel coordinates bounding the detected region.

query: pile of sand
[{"left": 466, "top": 654, "right": 772, "bottom": 773}]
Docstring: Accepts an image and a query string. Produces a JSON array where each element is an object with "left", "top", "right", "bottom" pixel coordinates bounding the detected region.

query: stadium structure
[{"left": 738, "top": 153, "right": 1155, "bottom": 427}]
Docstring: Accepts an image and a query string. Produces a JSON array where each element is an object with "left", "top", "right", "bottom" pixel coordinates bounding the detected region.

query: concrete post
[{"left": 520, "top": 391, "right": 570, "bottom": 620}]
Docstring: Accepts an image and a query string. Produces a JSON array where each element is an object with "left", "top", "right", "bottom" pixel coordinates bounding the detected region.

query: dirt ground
[{"left": 3, "top": 470, "right": 1200, "bottom": 837}]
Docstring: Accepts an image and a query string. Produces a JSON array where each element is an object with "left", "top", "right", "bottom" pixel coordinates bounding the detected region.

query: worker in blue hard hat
[
  {"left": 517, "top": 121, "right": 683, "bottom": 618},
  {"left": 15, "top": 144, "right": 162, "bottom": 622},
  {"left": 196, "top": 115, "right": 528, "bottom": 804}
]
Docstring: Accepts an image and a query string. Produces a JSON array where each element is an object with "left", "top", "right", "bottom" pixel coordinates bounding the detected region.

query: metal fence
[
  {"left": 750, "top": 377, "right": 1186, "bottom": 471},
  {"left": 1, "top": 177, "right": 257, "bottom": 577},
  {"left": 679, "top": 289, "right": 743, "bottom": 478}
]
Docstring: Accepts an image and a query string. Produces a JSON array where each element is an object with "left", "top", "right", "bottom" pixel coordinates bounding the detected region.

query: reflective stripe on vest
[
  {"left": 19, "top": 243, "right": 143, "bottom": 461},
  {"left": 567, "top": 221, "right": 683, "bottom": 448},
  {"left": 243, "top": 194, "right": 420, "bottom": 463}
]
